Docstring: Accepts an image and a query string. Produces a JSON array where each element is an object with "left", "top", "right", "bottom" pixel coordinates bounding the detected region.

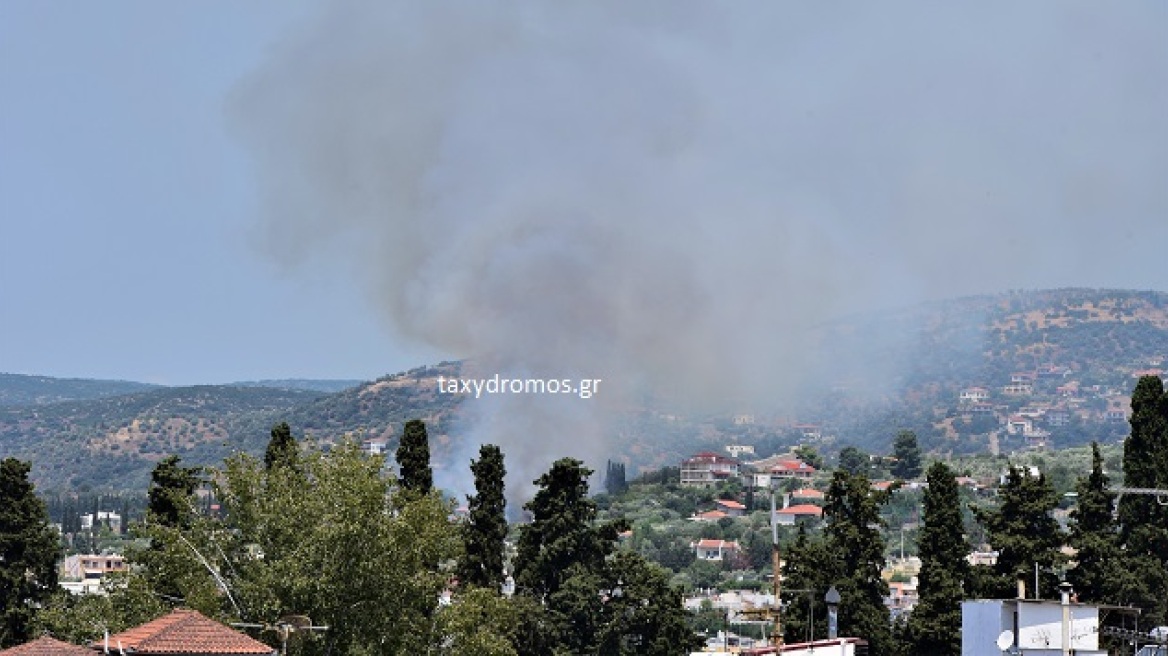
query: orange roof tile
[
  {"left": 715, "top": 499, "right": 746, "bottom": 510},
  {"left": 93, "top": 610, "right": 275, "bottom": 655},
  {"left": 0, "top": 636, "right": 95, "bottom": 656},
  {"left": 777, "top": 504, "right": 823, "bottom": 516}
]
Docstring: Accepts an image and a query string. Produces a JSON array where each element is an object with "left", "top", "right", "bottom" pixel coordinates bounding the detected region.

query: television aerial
[{"left": 233, "top": 615, "right": 329, "bottom": 656}]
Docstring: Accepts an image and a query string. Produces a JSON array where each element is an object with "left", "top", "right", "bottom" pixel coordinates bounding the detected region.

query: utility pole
[{"left": 771, "top": 491, "right": 783, "bottom": 648}]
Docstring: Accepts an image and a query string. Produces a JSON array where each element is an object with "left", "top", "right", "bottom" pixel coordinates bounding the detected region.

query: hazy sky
[{"left": 2, "top": 1, "right": 1166, "bottom": 387}]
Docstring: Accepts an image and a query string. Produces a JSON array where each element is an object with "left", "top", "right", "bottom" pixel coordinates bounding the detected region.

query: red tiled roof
[
  {"left": 715, "top": 499, "right": 746, "bottom": 510},
  {"left": 790, "top": 488, "right": 824, "bottom": 498},
  {"left": 0, "top": 636, "right": 95, "bottom": 656},
  {"left": 777, "top": 504, "right": 823, "bottom": 516},
  {"left": 694, "top": 539, "right": 739, "bottom": 550},
  {"left": 694, "top": 510, "right": 728, "bottom": 520},
  {"left": 94, "top": 610, "right": 275, "bottom": 655},
  {"left": 771, "top": 460, "right": 816, "bottom": 473}
]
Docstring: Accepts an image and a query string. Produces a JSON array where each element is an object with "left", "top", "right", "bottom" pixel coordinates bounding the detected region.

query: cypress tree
[
  {"left": 890, "top": 430, "right": 923, "bottom": 480},
  {"left": 458, "top": 444, "right": 508, "bottom": 590},
  {"left": 0, "top": 458, "right": 61, "bottom": 647},
  {"left": 263, "top": 421, "right": 298, "bottom": 470},
  {"left": 780, "top": 523, "right": 834, "bottom": 644},
  {"left": 396, "top": 419, "right": 433, "bottom": 495},
  {"left": 974, "top": 465, "right": 1065, "bottom": 599},
  {"left": 907, "top": 462, "right": 968, "bottom": 656},
  {"left": 514, "top": 458, "right": 616, "bottom": 599},
  {"left": 823, "top": 470, "right": 893, "bottom": 654},
  {"left": 1116, "top": 375, "right": 1168, "bottom": 625},
  {"left": 146, "top": 455, "right": 200, "bottom": 529}
]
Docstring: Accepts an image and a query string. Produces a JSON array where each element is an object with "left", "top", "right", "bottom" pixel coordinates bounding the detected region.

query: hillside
[
  {"left": 0, "top": 385, "right": 328, "bottom": 490},
  {"left": 1, "top": 289, "right": 1164, "bottom": 492},
  {"left": 0, "top": 373, "right": 159, "bottom": 407}
]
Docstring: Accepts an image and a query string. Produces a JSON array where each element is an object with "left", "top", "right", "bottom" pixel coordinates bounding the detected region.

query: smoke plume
[{"left": 230, "top": 1, "right": 1168, "bottom": 492}]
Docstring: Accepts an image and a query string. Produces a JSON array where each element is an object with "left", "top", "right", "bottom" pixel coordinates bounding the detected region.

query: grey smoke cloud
[{"left": 230, "top": 1, "right": 1168, "bottom": 487}]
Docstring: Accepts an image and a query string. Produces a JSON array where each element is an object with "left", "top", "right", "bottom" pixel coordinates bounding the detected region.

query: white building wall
[{"left": 962, "top": 601, "right": 1008, "bottom": 656}]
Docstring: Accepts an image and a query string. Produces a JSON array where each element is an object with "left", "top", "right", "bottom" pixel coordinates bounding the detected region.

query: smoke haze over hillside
[{"left": 231, "top": 1, "right": 1168, "bottom": 488}]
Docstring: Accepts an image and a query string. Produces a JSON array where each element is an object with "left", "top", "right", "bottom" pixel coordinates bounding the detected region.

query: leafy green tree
[
  {"left": 221, "top": 442, "right": 458, "bottom": 655},
  {"left": 458, "top": 444, "right": 508, "bottom": 590},
  {"left": 974, "top": 465, "right": 1065, "bottom": 599},
  {"left": 1116, "top": 376, "right": 1168, "bottom": 625},
  {"left": 594, "top": 552, "right": 702, "bottom": 655},
  {"left": 794, "top": 445, "right": 824, "bottom": 470},
  {"left": 433, "top": 587, "right": 523, "bottom": 656},
  {"left": 906, "top": 462, "right": 968, "bottom": 656},
  {"left": 263, "top": 422, "right": 298, "bottom": 470},
  {"left": 823, "top": 470, "right": 894, "bottom": 655},
  {"left": 396, "top": 419, "right": 434, "bottom": 495},
  {"left": 890, "top": 430, "right": 923, "bottom": 480},
  {"left": 146, "top": 455, "right": 200, "bottom": 529},
  {"left": 837, "top": 446, "right": 869, "bottom": 476},
  {"left": 0, "top": 458, "right": 60, "bottom": 647}
]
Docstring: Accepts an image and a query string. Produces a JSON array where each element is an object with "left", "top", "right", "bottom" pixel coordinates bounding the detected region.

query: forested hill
[
  {"left": 2, "top": 289, "right": 1166, "bottom": 492},
  {"left": 0, "top": 373, "right": 159, "bottom": 407}
]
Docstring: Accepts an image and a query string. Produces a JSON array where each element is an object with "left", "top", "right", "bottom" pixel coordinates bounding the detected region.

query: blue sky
[
  {"left": 2, "top": 2, "right": 1166, "bottom": 388},
  {"left": 1, "top": 2, "right": 441, "bottom": 384}
]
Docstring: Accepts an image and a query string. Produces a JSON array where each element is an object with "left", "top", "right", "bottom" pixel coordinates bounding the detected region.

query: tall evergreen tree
[
  {"left": 513, "top": 458, "right": 694, "bottom": 655},
  {"left": 1065, "top": 443, "right": 1118, "bottom": 604},
  {"left": 514, "top": 458, "right": 616, "bottom": 600},
  {"left": 906, "top": 462, "right": 968, "bottom": 656},
  {"left": 890, "top": 430, "right": 923, "bottom": 480},
  {"left": 458, "top": 444, "right": 508, "bottom": 590},
  {"left": 1116, "top": 375, "right": 1168, "bottom": 625},
  {"left": 823, "top": 470, "right": 894, "bottom": 655},
  {"left": 974, "top": 465, "right": 1065, "bottom": 599},
  {"left": 146, "top": 455, "right": 200, "bottom": 529},
  {"left": 780, "top": 523, "right": 834, "bottom": 645},
  {"left": 396, "top": 419, "right": 434, "bottom": 495},
  {"left": 0, "top": 458, "right": 61, "bottom": 647},
  {"left": 837, "top": 446, "right": 869, "bottom": 476},
  {"left": 263, "top": 421, "right": 298, "bottom": 470}
]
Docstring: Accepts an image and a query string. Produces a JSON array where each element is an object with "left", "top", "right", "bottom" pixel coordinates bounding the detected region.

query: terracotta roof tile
[
  {"left": 93, "top": 610, "right": 274, "bottom": 655},
  {"left": 777, "top": 504, "right": 823, "bottom": 516},
  {"left": 0, "top": 636, "right": 95, "bottom": 656}
]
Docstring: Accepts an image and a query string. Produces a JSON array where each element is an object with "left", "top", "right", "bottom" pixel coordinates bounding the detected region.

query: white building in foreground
[{"left": 962, "top": 596, "right": 1106, "bottom": 656}]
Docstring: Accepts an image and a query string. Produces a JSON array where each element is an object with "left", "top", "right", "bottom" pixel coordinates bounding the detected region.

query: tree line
[
  {"left": 1, "top": 420, "right": 700, "bottom": 655},
  {"left": 778, "top": 375, "right": 1168, "bottom": 655}
]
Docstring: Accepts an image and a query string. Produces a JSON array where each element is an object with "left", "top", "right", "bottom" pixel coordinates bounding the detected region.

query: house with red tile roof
[
  {"left": 784, "top": 488, "right": 824, "bottom": 507},
  {"left": 769, "top": 460, "right": 816, "bottom": 480},
  {"left": 92, "top": 609, "right": 276, "bottom": 656},
  {"left": 680, "top": 452, "right": 740, "bottom": 487},
  {"left": 690, "top": 510, "right": 729, "bottom": 522},
  {"left": 714, "top": 499, "right": 747, "bottom": 517},
  {"left": 0, "top": 636, "right": 94, "bottom": 656},
  {"left": 774, "top": 504, "right": 823, "bottom": 526},
  {"left": 692, "top": 539, "right": 739, "bottom": 561}
]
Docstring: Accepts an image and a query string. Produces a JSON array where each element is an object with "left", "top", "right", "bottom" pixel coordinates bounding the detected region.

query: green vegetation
[
  {"left": 0, "top": 458, "right": 60, "bottom": 647},
  {"left": 395, "top": 418, "right": 433, "bottom": 496},
  {"left": 458, "top": 444, "right": 508, "bottom": 590},
  {"left": 906, "top": 462, "right": 967, "bottom": 656}
]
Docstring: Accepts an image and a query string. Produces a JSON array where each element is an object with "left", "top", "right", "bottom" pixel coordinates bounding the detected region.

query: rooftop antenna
[{"left": 234, "top": 616, "right": 329, "bottom": 656}]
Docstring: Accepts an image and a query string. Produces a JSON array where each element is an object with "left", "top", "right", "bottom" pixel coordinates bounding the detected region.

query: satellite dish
[{"left": 996, "top": 630, "right": 1015, "bottom": 650}]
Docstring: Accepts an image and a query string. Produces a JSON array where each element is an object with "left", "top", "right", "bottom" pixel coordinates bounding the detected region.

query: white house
[{"left": 692, "top": 539, "right": 739, "bottom": 561}]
